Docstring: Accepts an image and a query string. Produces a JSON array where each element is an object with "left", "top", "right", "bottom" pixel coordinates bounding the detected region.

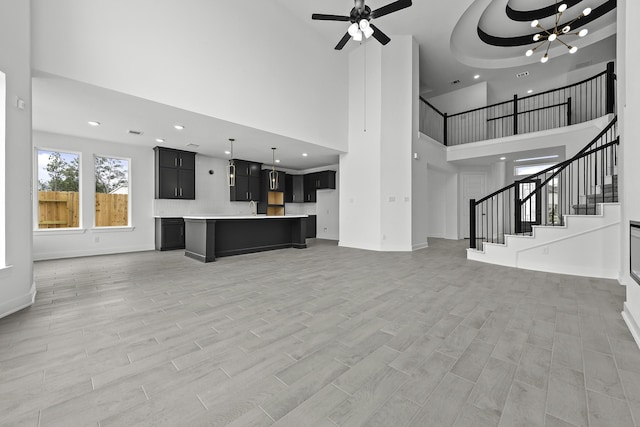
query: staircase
[
  {"left": 572, "top": 174, "right": 618, "bottom": 215},
  {"left": 467, "top": 116, "right": 620, "bottom": 279}
]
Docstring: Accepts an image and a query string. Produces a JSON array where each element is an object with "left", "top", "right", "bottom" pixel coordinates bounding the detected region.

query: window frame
[
  {"left": 92, "top": 153, "right": 132, "bottom": 229},
  {"left": 33, "top": 147, "right": 83, "bottom": 232}
]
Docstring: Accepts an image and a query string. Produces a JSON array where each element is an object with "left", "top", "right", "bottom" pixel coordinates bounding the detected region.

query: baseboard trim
[
  {"left": 0, "top": 281, "right": 36, "bottom": 320},
  {"left": 622, "top": 302, "right": 640, "bottom": 350},
  {"left": 33, "top": 245, "right": 155, "bottom": 261},
  {"left": 412, "top": 242, "right": 429, "bottom": 251}
]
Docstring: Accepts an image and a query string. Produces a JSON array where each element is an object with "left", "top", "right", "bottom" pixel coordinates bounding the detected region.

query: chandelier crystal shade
[
  {"left": 269, "top": 148, "right": 279, "bottom": 191},
  {"left": 525, "top": 1, "right": 591, "bottom": 63},
  {"left": 227, "top": 139, "right": 235, "bottom": 187}
]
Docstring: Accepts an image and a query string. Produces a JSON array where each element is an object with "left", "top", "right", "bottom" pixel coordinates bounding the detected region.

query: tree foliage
[
  {"left": 40, "top": 152, "right": 79, "bottom": 192},
  {"left": 95, "top": 156, "right": 128, "bottom": 194}
]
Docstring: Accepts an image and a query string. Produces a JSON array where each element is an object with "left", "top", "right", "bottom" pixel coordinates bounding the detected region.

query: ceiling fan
[{"left": 312, "top": 0, "right": 412, "bottom": 50}]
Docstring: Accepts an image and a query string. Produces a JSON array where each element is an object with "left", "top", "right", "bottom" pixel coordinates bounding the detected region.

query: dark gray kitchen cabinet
[
  {"left": 155, "top": 217, "right": 185, "bottom": 250},
  {"left": 229, "top": 159, "right": 262, "bottom": 201},
  {"left": 154, "top": 147, "right": 196, "bottom": 200}
]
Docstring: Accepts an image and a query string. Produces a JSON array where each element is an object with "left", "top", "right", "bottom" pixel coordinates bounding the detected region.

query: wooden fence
[{"left": 38, "top": 191, "right": 128, "bottom": 228}]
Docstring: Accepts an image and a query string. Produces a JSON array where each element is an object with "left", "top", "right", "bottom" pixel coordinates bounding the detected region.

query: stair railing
[
  {"left": 421, "top": 61, "right": 616, "bottom": 147},
  {"left": 470, "top": 116, "right": 618, "bottom": 250}
]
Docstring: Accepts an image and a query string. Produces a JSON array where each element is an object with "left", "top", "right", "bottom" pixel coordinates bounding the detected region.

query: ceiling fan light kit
[
  {"left": 526, "top": 1, "right": 591, "bottom": 63},
  {"left": 312, "top": 0, "right": 412, "bottom": 50}
]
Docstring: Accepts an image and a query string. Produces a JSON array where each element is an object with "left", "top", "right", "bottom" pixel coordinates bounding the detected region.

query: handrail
[
  {"left": 518, "top": 70, "right": 607, "bottom": 102},
  {"left": 476, "top": 115, "right": 617, "bottom": 206},
  {"left": 470, "top": 114, "right": 618, "bottom": 249},
  {"left": 520, "top": 138, "right": 619, "bottom": 205},
  {"left": 487, "top": 101, "right": 568, "bottom": 122},
  {"left": 419, "top": 96, "right": 445, "bottom": 117},
  {"left": 420, "top": 61, "right": 615, "bottom": 146}
]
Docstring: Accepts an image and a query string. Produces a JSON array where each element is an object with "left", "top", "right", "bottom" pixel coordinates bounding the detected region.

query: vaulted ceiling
[{"left": 31, "top": 0, "right": 617, "bottom": 168}]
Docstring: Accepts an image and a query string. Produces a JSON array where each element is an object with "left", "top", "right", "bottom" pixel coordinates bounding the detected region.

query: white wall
[
  {"left": 427, "top": 81, "right": 488, "bottom": 115},
  {"left": 340, "top": 37, "right": 416, "bottom": 252},
  {"left": 413, "top": 134, "right": 460, "bottom": 244},
  {"left": 469, "top": 204, "right": 621, "bottom": 279},
  {"left": 33, "top": 132, "right": 155, "bottom": 260},
  {"left": 32, "top": 132, "right": 266, "bottom": 260},
  {"left": 618, "top": 0, "right": 640, "bottom": 347},
  {"left": 380, "top": 37, "right": 415, "bottom": 251},
  {"left": 31, "top": 0, "right": 348, "bottom": 153},
  {"left": 447, "top": 115, "right": 612, "bottom": 163},
  {"left": 340, "top": 43, "right": 383, "bottom": 251},
  {"left": 0, "top": 0, "right": 34, "bottom": 319}
]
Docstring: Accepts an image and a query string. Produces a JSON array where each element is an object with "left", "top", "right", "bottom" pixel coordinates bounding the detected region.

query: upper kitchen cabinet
[
  {"left": 303, "top": 170, "right": 336, "bottom": 202},
  {"left": 229, "top": 159, "right": 262, "bottom": 202},
  {"left": 285, "top": 174, "right": 304, "bottom": 203},
  {"left": 154, "top": 147, "right": 196, "bottom": 200}
]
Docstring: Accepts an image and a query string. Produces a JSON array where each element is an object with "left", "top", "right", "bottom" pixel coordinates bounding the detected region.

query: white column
[
  {"left": 339, "top": 36, "right": 417, "bottom": 251},
  {"left": 619, "top": 0, "right": 640, "bottom": 347}
]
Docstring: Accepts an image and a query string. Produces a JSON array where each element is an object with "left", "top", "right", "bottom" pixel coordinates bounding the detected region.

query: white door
[{"left": 462, "top": 173, "right": 487, "bottom": 239}]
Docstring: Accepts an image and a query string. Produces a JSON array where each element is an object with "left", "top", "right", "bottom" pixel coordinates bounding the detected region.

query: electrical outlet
[
  {"left": 94, "top": 236, "right": 100, "bottom": 243},
  {"left": 542, "top": 246, "right": 549, "bottom": 255}
]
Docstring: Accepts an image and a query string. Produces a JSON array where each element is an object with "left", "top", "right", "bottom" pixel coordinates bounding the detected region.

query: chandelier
[{"left": 525, "top": 2, "right": 591, "bottom": 63}]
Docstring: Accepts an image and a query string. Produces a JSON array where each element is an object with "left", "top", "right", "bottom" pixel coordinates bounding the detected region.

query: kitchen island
[{"left": 182, "top": 215, "right": 308, "bottom": 263}]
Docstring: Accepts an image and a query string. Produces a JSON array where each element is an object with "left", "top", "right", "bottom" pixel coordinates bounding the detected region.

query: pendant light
[
  {"left": 227, "top": 138, "right": 235, "bottom": 187},
  {"left": 269, "top": 147, "right": 279, "bottom": 190}
]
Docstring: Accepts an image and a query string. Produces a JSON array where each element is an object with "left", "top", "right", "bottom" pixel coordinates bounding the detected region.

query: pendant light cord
[{"left": 363, "top": 42, "right": 367, "bottom": 133}]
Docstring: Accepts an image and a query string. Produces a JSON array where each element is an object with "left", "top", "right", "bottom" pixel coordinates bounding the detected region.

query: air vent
[
  {"left": 450, "top": 79, "right": 460, "bottom": 85},
  {"left": 128, "top": 130, "right": 144, "bottom": 136},
  {"left": 516, "top": 71, "right": 529, "bottom": 78},
  {"left": 186, "top": 143, "right": 200, "bottom": 148}
]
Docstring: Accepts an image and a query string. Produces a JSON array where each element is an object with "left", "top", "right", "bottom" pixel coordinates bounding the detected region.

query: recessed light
[
  {"left": 527, "top": 89, "right": 533, "bottom": 94},
  {"left": 474, "top": 74, "right": 480, "bottom": 79},
  {"left": 275, "top": 159, "right": 281, "bottom": 163},
  {"left": 515, "top": 155, "right": 559, "bottom": 163},
  {"left": 88, "top": 121, "right": 100, "bottom": 126},
  {"left": 500, "top": 157, "right": 506, "bottom": 160},
  {"left": 302, "top": 153, "right": 308, "bottom": 157},
  {"left": 156, "top": 138, "right": 165, "bottom": 143},
  {"left": 224, "top": 150, "right": 231, "bottom": 155},
  {"left": 174, "top": 124, "right": 185, "bottom": 130}
]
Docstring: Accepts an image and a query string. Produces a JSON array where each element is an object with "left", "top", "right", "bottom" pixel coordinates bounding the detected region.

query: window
[
  {"left": 514, "top": 163, "right": 556, "bottom": 177},
  {"left": 94, "top": 156, "right": 130, "bottom": 227},
  {"left": 36, "top": 149, "right": 80, "bottom": 229}
]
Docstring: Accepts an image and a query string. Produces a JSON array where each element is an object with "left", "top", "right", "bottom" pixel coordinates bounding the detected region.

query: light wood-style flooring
[{"left": 1, "top": 238, "right": 639, "bottom": 426}]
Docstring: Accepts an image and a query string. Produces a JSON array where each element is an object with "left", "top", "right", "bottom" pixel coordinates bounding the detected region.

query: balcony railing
[{"left": 419, "top": 62, "right": 615, "bottom": 146}]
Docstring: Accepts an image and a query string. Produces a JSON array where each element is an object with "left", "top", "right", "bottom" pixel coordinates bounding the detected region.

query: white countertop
[{"left": 181, "top": 214, "right": 308, "bottom": 220}]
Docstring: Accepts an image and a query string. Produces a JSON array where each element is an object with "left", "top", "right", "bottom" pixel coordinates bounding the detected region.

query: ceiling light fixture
[
  {"left": 500, "top": 157, "right": 507, "bottom": 160},
  {"left": 302, "top": 153, "right": 308, "bottom": 157},
  {"left": 227, "top": 139, "right": 235, "bottom": 187},
  {"left": 474, "top": 74, "right": 480, "bottom": 79},
  {"left": 174, "top": 124, "right": 185, "bottom": 130},
  {"left": 269, "top": 148, "right": 279, "bottom": 191},
  {"left": 525, "top": 2, "right": 591, "bottom": 63},
  {"left": 155, "top": 138, "right": 165, "bottom": 143},
  {"left": 527, "top": 89, "right": 534, "bottom": 94},
  {"left": 88, "top": 121, "right": 100, "bottom": 126}
]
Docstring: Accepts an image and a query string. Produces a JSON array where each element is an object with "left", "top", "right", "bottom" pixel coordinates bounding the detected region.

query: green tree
[
  {"left": 95, "top": 156, "right": 128, "bottom": 194},
  {"left": 45, "top": 152, "right": 79, "bottom": 191}
]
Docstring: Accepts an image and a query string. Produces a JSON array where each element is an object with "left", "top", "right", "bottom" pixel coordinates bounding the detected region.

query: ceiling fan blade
[
  {"left": 312, "top": 13, "right": 351, "bottom": 21},
  {"left": 370, "top": 24, "right": 391, "bottom": 45},
  {"left": 370, "top": 0, "right": 412, "bottom": 19},
  {"left": 335, "top": 32, "right": 351, "bottom": 50}
]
